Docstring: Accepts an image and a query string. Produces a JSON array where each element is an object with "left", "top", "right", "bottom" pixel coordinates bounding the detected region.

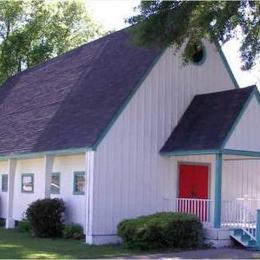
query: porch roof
[{"left": 160, "top": 86, "right": 258, "bottom": 155}]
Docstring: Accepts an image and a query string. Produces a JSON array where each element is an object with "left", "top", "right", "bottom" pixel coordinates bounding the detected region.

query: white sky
[{"left": 86, "top": 0, "right": 259, "bottom": 88}]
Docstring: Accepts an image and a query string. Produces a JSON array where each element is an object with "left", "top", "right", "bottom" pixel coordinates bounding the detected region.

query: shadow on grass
[{"left": 0, "top": 228, "right": 140, "bottom": 259}]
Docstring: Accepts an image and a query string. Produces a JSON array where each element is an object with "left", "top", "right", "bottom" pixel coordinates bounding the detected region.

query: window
[
  {"left": 51, "top": 172, "right": 60, "bottom": 194},
  {"left": 1, "top": 174, "right": 8, "bottom": 192},
  {"left": 21, "top": 174, "right": 34, "bottom": 193},
  {"left": 73, "top": 172, "right": 85, "bottom": 195},
  {"left": 191, "top": 44, "right": 206, "bottom": 65}
]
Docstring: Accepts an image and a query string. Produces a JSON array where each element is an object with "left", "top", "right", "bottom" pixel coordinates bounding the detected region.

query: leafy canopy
[
  {"left": 129, "top": 1, "right": 260, "bottom": 70},
  {"left": 0, "top": 0, "right": 102, "bottom": 85}
]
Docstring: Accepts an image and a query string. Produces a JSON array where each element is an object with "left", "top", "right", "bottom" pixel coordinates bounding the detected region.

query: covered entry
[{"left": 161, "top": 86, "right": 260, "bottom": 249}]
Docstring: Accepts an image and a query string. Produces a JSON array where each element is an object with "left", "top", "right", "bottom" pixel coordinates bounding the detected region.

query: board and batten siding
[
  {"left": 222, "top": 156, "right": 260, "bottom": 201},
  {"left": 225, "top": 95, "right": 260, "bottom": 151},
  {"left": 0, "top": 161, "right": 9, "bottom": 218},
  {"left": 51, "top": 154, "right": 86, "bottom": 229},
  {"left": 13, "top": 158, "right": 45, "bottom": 220},
  {"left": 91, "top": 41, "right": 237, "bottom": 243},
  {"left": 0, "top": 153, "right": 86, "bottom": 228}
]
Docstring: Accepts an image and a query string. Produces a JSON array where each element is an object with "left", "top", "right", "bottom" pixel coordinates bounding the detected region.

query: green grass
[{"left": 0, "top": 228, "right": 141, "bottom": 259}]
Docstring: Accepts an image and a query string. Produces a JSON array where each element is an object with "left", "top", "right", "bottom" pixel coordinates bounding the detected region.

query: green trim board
[
  {"left": 161, "top": 149, "right": 260, "bottom": 157},
  {"left": 214, "top": 40, "right": 240, "bottom": 89},
  {"left": 0, "top": 147, "right": 92, "bottom": 162},
  {"left": 21, "top": 173, "right": 34, "bottom": 193},
  {"left": 221, "top": 87, "right": 259, "bottom": 149},
  {"left": 160, "top": 149, "right": 218, "bottom": 156},
  {"left": 256, "top": 210, "right": 260, "bottom": 249},
  {"left": 222, "top": 149, "right": 260, "bottom": 157},
  {"left": 73, "top": 171, "right": 85, "bottom": 195},
  {"left": 1, "top": 174, "right": 8, "bottom": 192},
  {"left": 51, "top": 172, "right": 60, "bottom": 195}
]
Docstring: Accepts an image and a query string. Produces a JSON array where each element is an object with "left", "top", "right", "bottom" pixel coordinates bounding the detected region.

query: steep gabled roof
[
  {"left": 160, "top": 86, "right": 257, "bottom": 154},
  {"left": 0, "top": 29, "right": 161, "bottom": 156}
]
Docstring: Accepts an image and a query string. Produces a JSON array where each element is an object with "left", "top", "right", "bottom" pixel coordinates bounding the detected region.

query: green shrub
[
  {"left": 17, "top": 219, "right": 31, "bottom": 233},
  {"left": 0, "top": 218, "right": 5, "bottom": 227},
  {"left": 63, "top": 224, "right": 84, "bottom": 240},
  {"left": 117, "top": 212, "right": 203, "bottom": 250},
  {"left": 26, "top": 198, "right": 65, "bottom": 238}
]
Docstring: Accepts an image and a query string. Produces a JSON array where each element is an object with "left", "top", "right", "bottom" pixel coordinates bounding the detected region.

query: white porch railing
[
  {"left": 222, "top": 199, "right": 259, "bottom": 239},
  {"left": 163, "top": 198, "right": 213, "bottom": 224}
]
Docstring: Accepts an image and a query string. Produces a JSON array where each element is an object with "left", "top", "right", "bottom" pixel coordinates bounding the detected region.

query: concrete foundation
[{"left": 204, "top": 227, "right": 233, "bottom": 248}]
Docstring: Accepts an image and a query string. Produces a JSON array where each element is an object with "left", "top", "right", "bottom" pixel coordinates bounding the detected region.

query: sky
[{"left": 86, "top": 0, "right": 259, "bottom": 88}]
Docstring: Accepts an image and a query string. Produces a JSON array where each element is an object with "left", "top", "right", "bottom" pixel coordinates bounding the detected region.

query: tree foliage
[
  {"left": 129, "top": 1, "right": 260, "bottom": 70},
  {"left": 0, "top": 0, "right": 102, "bottom": 84}
]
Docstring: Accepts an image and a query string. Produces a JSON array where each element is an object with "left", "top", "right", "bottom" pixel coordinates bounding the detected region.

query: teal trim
[
  {"left": 0, "top": 147, "right": 92, "bottom": 161},
  {"left": 92, "top": 49, "right": 166, "bottom": 150},
  {"left": 50, "top": 172, "right": 60, "bottom": 195},
  {"left": 215, "top": 40, "right": 240, "bottom": 89},
  {"left": 221, "top": 88, "right": 258, "bottom": 149},
  {"left": 256, "top": 209, "right": 260, "bottom": 249},
  {"left": 214, "top": 153, "right": 222, "bottom": 228},
  {"left": 160, "top": 149, "right": 219, "bottom": 156},
  {"left": 191, "top": 45, "right": 207, "bottom": 66},
  {"left": 21, "top": 173, "right": 34, "bottom": 193},
  {"left": 222, "top": 149, "right": 260, "bottom": 157},
  {"left": 73, "top": 171, "right": 85, "bottom": 195},
  {"left": 1, "top": 174, "right": 8, "bottom": 192}
]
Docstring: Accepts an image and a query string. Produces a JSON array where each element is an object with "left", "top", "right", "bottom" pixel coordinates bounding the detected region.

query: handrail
[{"left": 222, "top": 199, "right": 257, "bottom": 240}]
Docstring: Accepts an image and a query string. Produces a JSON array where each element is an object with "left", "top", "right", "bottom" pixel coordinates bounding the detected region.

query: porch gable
[{"left": 224, "top": 91, "right": 260, "bottom": 153}]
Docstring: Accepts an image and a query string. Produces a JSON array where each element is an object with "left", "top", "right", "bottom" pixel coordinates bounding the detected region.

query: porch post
[
  {"left": 5, "top": 159, "right": 16, "bottom": 228},
  {"left": 85, "top": 151, "right": 95, "bottom": 244},
  {"left": 214, "top": 153, "right": 222, "bottom": 228},
  {"left": 256, "top": 209, "right": 260, "bottom": 249}
]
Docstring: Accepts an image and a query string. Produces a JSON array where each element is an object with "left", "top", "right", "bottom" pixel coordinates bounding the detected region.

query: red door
[{"left": 178, "top": 164, "right": 209, "bottom": 221}]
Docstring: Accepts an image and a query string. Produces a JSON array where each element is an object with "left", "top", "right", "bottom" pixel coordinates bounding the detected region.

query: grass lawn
[{"left": 0, "top": 228, "right": 141, "bottom": 259}]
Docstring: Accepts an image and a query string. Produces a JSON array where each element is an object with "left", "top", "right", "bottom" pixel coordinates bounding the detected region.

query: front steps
[{"left": 231, "top": 228, "right": 258, "bottom": 250}]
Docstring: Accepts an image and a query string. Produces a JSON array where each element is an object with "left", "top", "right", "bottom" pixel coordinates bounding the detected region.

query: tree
[
  {"left": 0, "top": 0, "right": 102, "bottom": 85},
  {"left": 129, "top": 1, "right": 259, "bottom": 70}
]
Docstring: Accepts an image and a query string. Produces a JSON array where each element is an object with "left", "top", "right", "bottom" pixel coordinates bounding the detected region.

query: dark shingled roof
[
  {"left": 0, "top": 29, "right": 161, "bottom": 156},
  {"left": 160, "top": 86, "right": 257, "bottom": 154}
]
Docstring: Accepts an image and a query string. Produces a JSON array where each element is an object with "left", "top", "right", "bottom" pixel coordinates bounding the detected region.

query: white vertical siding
[
  {"left": 222, "top": 156, "right": 260, "bottom": 200},
  {"left": 225, "top": 96, "right": 260, "bottom": 151},
  {"left": 92, "top": 40, "right": 236, "bottom": 238},
  {"left": 0, "top": 161, "right": 8, "bottom": 218},
  {"left": 51, "top": 154, "right": 86, "bottom": 229},
  {"left": 0, "top": 154, "right": 87, "bottom": 229},
  {"left": 13, "top": 158, "right": 45, "bottom": 220}
]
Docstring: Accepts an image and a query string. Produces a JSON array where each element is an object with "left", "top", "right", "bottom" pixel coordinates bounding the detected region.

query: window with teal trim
[
  {"left": 21, "top": 174, "right": 34, "bottom": 193},
  {"left": 73, "top": 172, "right": 85, "bottom": 195},
  {"left": 191, "top": 44, "right": 206, "bottom": 65},
  {"left": 51, "top": 172, "right": 60, "bottom": 194},
  {"left": 1, "top": 174, "right": 8, "bottom": 192}
]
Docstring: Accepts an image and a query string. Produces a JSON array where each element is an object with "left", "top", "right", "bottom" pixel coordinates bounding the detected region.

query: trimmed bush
[
  {"left": 26, "top": 198, "right": 65, "bottom": 238},
  {"left": 63, "top": 224, "right": 84, "bottom": 240},
  {"left": 17, "top": 219, "right": 31, "bottom": 233},
  {"left": 0, "top": 218, "right": 5, "bottom": 227},
  {"left": 117, "top": 212, "right": 203, "bottom": 250}
]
